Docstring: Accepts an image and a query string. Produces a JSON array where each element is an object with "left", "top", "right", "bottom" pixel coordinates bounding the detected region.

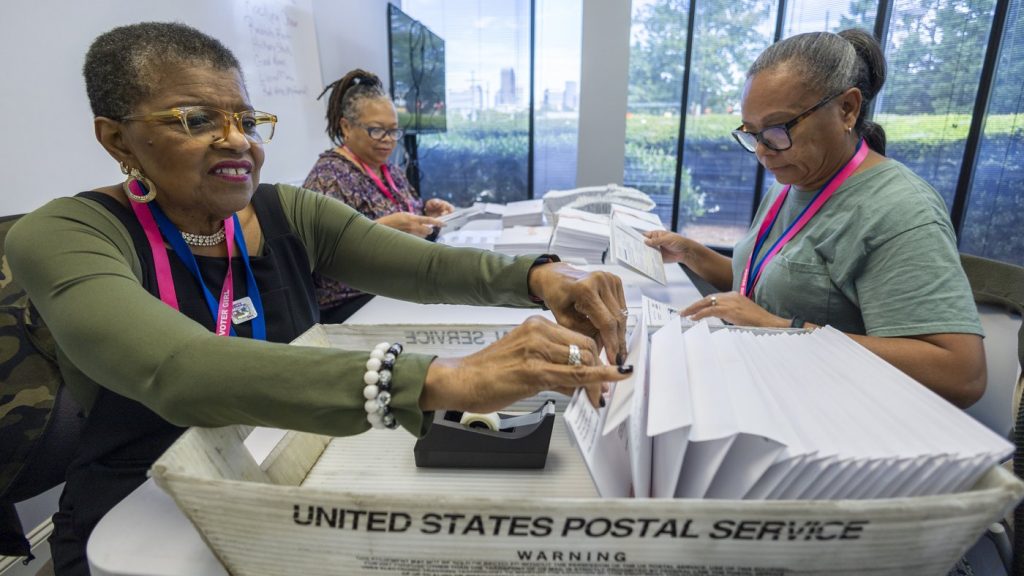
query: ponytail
[
  {"left": 838, "top": 29, "right": 887, "bottom": 155},
  {"left": 318, "top": 69, "right": 388, "bottom": 145}
]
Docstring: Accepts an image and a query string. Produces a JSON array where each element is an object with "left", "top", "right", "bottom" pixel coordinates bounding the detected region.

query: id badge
[{"left": 232, "top": 296, "right": 258, "bottom": 325}]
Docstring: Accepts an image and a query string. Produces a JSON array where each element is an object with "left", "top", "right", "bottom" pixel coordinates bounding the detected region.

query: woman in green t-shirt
[{"left": 645, "top": 29, "right": 984, "bottom": 408}]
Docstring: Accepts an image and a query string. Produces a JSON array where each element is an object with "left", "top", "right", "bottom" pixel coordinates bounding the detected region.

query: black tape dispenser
[{"left": 413, "top": 400, "right": 556, "bottom": 469}]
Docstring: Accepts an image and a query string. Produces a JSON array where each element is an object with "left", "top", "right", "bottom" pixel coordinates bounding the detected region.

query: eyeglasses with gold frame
[{"left": 121, "top": 106, "right": 278, "bottom": 143}]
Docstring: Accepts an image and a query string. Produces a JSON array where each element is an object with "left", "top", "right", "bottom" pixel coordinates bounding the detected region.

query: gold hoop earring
[{"left": 122, "top": 168, "right": 157, "bottom": 203}]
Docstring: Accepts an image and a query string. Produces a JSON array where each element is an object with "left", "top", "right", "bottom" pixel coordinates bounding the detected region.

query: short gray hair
[
  {"left": 748, "top": 29, "right": 888, "bottom": 154},
  {"left": 84, "top": 22, "right": 241, "bottom": 120}
]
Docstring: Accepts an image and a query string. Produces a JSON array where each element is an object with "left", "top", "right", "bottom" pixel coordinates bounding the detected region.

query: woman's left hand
[
  {"left": 424, "top": 198, "right": 455, "bottom": 217},
  {"left": 527, "top": 262, "right": 628, "bottom": 364},
  {"left": 680, "top": 291, "right": 790, "bottom": 328}
]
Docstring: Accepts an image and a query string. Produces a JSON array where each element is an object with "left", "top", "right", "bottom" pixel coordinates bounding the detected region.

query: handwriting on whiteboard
[{"left": 244, "top": 0, "right": 309, "bottom": 98}]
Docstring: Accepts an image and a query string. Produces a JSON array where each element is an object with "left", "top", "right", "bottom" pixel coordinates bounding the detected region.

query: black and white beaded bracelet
[{"left": 363, "top": 342, "right": 403, "bottom": 429}]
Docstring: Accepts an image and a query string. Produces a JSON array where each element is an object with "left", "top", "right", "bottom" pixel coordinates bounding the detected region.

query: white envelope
[
  {"left": 674, "top": 324, "right": 788, "bottom": 499},
  {"left": 564, "top": 388, "right": 632, "bottom": 498},
  {"left": 608, "top": 214, "right": 667, "bottom": 285},
  {"left": 647, "top": 316, "right": 693, "bottom": 498},
  {"left": 588, "top": 313, "right": 654, "bottom": 498},
  {"left": 602, "top": 317, "right": 647, "bottom": 435}
]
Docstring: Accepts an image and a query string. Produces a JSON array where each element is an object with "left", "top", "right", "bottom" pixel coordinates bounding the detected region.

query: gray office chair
[
  {"left": 962, "top": 255, "right": 1024, "bottom": 439},
  {"left": 958, "top": 254, "right": 1024, "bottom": 576}
]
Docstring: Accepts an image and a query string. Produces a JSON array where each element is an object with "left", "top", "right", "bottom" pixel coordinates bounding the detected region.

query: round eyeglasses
[
  {"left": 354, "top": 123, "right": 405, "bottom": 142},
  {"left": 122, "top": 106, "right": 278, "bottom": 143},
  {"left": 731, "top": 90, "right": 845, "bottom": 153}
]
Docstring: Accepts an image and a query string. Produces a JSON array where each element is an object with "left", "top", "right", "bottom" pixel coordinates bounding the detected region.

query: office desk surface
[
  {"left": 87, "top": 263, "right": 700, "bottom": 576},
  {"left": 345, "top": 263, "right": 701, "bottom": 326}
]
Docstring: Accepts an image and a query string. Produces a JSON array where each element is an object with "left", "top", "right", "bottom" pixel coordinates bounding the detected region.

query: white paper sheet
[
  {"left": 564, "top": 389, "right": 632, "bottom": 497},
  {"left": 608, "top": 214, "right": 667, "bottom": 285}
]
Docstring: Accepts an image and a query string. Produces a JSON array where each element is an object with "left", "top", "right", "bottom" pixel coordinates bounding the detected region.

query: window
[
  {"left": 875, "top": 0, "right": 997, "bottom": 210},
  {"left": 625, "top": 0, "right": 777, "bottom": 245},
  {"left": 533, "top": 0, "right": 583, "bottom": 195},
  {"left": 781, "top": 0, "right": 876, "bottom": 36},
  {"left": 679, "top": 1, "right": 776, "bottom": 246},
  {"left": 403, "top": 0, "right": 531, "bottom": 205},
  {"left": 624, "top": 0, "right": 689, "bottom": 228},
  {"left": 960, "top": 0, "right": 1024, "bottom": 266}
]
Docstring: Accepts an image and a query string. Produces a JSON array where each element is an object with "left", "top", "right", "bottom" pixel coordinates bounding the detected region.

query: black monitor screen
[{"left": 388, "top": 3, "right": 446, "bottom": 134}]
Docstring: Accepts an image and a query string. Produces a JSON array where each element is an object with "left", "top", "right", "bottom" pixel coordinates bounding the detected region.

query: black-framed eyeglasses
[
  {"left": 122, "top": 106, "right": 277, "bottom": 143},
  {"left": 354, "top": 123, "right": 404, "bottom": 141},
  {"left": 731, "top": 90, "right": 845, "bottom": 153}
]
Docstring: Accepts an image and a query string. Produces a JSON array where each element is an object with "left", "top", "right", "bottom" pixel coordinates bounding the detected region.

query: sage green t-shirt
[{"left": 731, "top": 160, "right": 982, "bottom": 337}]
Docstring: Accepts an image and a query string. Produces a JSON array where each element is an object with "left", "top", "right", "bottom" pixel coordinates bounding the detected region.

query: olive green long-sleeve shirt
[{"left": 6, "top": 184, "right": 540, "bottom": 437}]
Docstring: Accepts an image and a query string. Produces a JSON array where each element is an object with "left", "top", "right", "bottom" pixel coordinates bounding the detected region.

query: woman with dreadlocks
[{"left": 304, "top": 69, "right": 455, "bottom": 322}]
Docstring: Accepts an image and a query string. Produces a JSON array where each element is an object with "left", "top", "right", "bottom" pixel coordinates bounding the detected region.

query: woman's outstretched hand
[
  {"left": 680, "top": 291, "right": 789, "bottom": 328},
  {"left": 527, "top": 262, "right": 629, "bottom": 365},
  {"left": 644, "top": 230, "right": 695, "bottom": 264},
  {"left": 377, "top": 212, "right": 444, "bottom": 238},
  {"left": 421, "top": 316, "right": 630, "bottom": 411},
  {"left": 424, "top": 198, "right": 455, "bottom": 217}
]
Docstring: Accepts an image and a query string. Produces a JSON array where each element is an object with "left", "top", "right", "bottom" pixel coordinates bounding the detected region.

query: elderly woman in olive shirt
[{"left": 6, "top": 23, "right": 630, "bottom": 575}]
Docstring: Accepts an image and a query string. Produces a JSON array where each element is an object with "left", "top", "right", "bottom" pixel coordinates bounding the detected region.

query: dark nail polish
[
  {"left": 599, "top": 397, "right": 606, "bottom": 408},
  {"left": 617, "top": 364, "right": 634, "bottom": 374},
  {"left": 616, "top": 352, "right": 626, "bottom": 366}
]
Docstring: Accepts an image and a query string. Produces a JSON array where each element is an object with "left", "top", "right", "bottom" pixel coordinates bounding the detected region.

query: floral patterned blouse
[{"left": 302, "top": 148, "right": 424, "bottom": 311}]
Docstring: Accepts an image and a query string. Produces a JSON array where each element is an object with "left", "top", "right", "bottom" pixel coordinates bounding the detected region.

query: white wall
[
  {"left": 312, "top": 0, "right": 393, "bottom": 91},
  {"left": 0, "top": 0, "right": 394, "bottom": 216},
  {"left": 576, "top": 0, "right": 632, "bottom": 187}
]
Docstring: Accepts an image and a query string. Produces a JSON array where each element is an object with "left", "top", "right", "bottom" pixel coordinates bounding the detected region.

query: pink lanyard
[
  {"left": 740, "top": 139, "right": 869, "bottom": 298},
  {"left": 343, "top": 145, "right": 415, "bottom": 212},
  {"left": 129, "top": 202, "right": 237, "bottom": 336}
]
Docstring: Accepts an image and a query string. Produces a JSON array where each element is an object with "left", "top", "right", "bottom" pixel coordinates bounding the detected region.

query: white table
[
  {"left": 87, "top": 263, "right": 700, "bottom": 576},
  {"left": 345, "top": 263, "right": 702, "bottom": 326}
]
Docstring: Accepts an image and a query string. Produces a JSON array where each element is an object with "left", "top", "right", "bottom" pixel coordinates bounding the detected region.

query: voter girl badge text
[{"left": 232, "top": 297, "right": 258, "bottom": 324}]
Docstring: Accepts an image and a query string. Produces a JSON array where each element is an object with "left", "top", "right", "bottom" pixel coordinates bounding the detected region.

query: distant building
[
  {"left": 449, "top": 85, "right": 483, "bottom": 112},
  {"left": 562, "top": 80, "right": 578, "bottom": 111},
  {"left": 496, "top": 67, "right": 517, "bottom": 107}
]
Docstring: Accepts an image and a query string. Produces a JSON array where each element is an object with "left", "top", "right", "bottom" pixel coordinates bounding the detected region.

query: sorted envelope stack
[
  {"left": 492, "top": 225, "right": 554, "bottom": 257},
  {"left": 501, "top": 199, "right": 545, "bottom": 227},
  {"left": 548, "top": 208, "right": 611, "bottom": 264},
  {"left": 566, "top": 316, "right": 1013, "bottom": 500}
]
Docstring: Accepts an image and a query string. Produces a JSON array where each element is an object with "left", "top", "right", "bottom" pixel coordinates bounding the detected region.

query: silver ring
[
  {"left": 568, "top": 344, "right": 582, "bottom": 366},
  {"left": 620, "top": 308, "right": 629, "bottom": 318},
  {"left": 710, "top": 295, "right": 718, "bottom": 307}
]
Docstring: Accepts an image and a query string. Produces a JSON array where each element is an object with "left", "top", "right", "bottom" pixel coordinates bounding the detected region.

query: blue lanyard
[
  {"left": 149, "top": 203, "right": 266, "bottom": 340},
  {"left": 743, "top": 140, "right": 867, "bottom": 297},
  {"left": 745, "top": 185, "right": 827, "bottom": 293}
]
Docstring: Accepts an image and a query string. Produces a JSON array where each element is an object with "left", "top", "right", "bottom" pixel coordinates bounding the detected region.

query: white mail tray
[{"left": 151, "top": 418, "right": 1023, "bottom": 576}]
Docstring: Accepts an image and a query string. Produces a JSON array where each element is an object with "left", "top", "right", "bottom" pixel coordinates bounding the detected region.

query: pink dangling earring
[{"left": 122, "top": 167, "right": 157, "bottom": 203}]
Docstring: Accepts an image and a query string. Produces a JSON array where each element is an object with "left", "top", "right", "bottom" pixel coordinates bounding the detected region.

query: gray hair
[
  {"left": 748, "top": 29, "right": 887, "bottom": 154},
  {"left": 84, "top": 22, "right": 242, "bottom": 120}
]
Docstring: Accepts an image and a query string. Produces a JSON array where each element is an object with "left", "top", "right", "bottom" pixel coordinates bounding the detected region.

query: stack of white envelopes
[
  {"left": 566, "top": 315, "right": 1013, "bottom": 500},
  {"left": 492, "top": 225, "right": 554, "bottom": 256},
  {"left": 501, "top": 199, "right": 546, "bottom": 227},
  {"left": 548, "top": 208, "right": 610, "bottom": 263}
]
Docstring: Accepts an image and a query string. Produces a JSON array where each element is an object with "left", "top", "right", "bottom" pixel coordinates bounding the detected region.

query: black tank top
[{"left": 55, "top": 185, "right": 319, "bottom": 561}]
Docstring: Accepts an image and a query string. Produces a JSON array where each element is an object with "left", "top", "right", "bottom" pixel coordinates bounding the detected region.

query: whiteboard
[{"left": 0, "top": 0, "right": 330, "bottom": 215}]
